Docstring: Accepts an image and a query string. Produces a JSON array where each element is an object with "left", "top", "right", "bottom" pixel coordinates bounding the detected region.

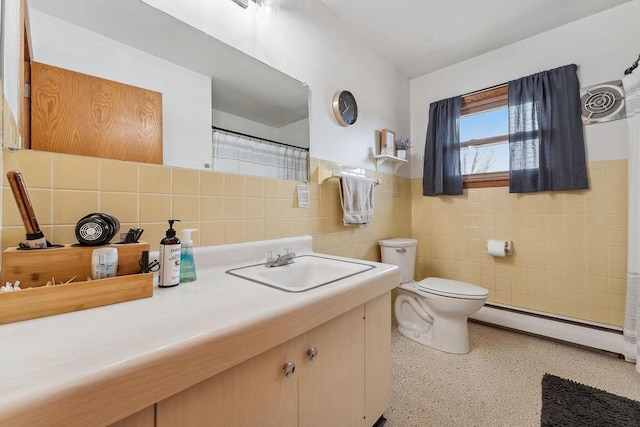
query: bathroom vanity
[{"left": 0, "top": 237, "right": 398, "bottom": 427}]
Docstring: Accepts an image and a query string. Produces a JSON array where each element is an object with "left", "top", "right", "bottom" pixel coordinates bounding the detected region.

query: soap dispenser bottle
[
  {"left": 180, "top": 229, "right": 197, "bottom": 283},
  {"left": 159, "top": 219, "right": 181, "bottom": 288}
]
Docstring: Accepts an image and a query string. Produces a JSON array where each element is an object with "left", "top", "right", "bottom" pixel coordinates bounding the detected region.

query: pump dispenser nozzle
[
  {"left": 165, "top": 219, "right": 180, "bottom": 238},
  {"left": 180, "top": 228, "right": 198, "bottom": 283},
  {"left": 181, "top": 229, "right": 197, "bottom": 245}
]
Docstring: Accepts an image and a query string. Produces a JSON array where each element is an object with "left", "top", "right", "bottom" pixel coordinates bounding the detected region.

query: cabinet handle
[
  {"left": 282, "top": 362, "right": 296, "bottom": 377},
  {"left": 307, "top": 347, "right": 318, "bottom": 361}
]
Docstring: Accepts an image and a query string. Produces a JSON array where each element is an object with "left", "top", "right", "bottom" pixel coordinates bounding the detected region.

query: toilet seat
[{"left": 417, "top": 277, "right": 488, "bottom": 300}]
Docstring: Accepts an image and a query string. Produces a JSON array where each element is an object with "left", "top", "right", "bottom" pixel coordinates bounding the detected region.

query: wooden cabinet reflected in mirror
[{"left": 31, "top": 62, "right": 163, "bottom": 164}]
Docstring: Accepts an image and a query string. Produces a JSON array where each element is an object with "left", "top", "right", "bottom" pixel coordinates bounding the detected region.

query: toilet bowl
[{"left": 379, "top": 238, "right": 488, "bottom": 354}]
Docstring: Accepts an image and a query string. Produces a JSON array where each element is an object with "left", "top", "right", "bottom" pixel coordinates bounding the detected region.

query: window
[{"left": 459, "top": 85, "right": 509, "bottom": 188}]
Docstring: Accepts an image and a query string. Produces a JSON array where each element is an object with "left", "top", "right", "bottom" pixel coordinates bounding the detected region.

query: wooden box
[
  {"left": 0, "top": 242, "right": 153, "bottom": 325},
  {"left": 1, "top": 242, "right": 150, "bottom": 287},
  {"left": 0, "top": 273, "right": 153, "bottom": 325}
]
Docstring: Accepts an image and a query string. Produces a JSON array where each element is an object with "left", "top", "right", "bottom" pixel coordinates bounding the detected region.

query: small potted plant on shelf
[{"left": 395, "top": 137, "right": 412, "bottom": 159}]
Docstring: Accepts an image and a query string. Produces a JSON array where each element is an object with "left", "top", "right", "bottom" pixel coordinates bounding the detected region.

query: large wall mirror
[{"left": 23, "top": 0, "right": 310, "bottom": 181}]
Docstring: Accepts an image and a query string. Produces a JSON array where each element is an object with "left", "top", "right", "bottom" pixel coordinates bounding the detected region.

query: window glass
[
  {"left": 460, "top": 107, "right": 508, "bottom": 141},
  {"left": 461, "top": 140, "right": 509, "bottom": 175},
  {"left": 460, "top": 107, "right": 509, "bottom": 176}
]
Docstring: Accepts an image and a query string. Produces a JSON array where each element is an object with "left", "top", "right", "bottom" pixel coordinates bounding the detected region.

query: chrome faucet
[{"left": 265, "top": 249, "right": 296, "bottom": 268}]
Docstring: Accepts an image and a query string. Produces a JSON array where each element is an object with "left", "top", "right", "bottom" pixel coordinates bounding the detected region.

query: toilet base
[
  {"left": 397, "top": 322, "right": 434, "bottom": 349},
  {"left": 395, "top": 285, "right": 484, "bottom": 354},
  {"left": 397, "top": 317, "right": 471, "bottom": 354}
]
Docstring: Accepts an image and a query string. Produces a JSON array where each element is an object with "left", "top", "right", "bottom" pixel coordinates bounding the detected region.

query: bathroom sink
[{"left": 226, "top": 255, "right": 375, "bottom": 292}]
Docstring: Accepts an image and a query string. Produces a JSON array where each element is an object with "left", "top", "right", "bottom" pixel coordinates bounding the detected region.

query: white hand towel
[{"left": 338, "top": 175, "right": 375, "bottom": 226}]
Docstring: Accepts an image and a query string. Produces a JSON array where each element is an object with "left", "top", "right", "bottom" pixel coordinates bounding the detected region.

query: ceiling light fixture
[
  {"left": 231, "top": 0, "right": 249, "bottom": 8},
  {"left": 255, "top": 0, "right": 280, "bottom": 18}
]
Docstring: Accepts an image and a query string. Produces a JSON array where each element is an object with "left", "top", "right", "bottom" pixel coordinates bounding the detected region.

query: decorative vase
[{"left": 396, "top": 149, "right": 406, "bottom": 159}]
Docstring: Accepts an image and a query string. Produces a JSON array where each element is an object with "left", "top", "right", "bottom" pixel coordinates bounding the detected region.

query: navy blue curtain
[
  {"left": 508, "top": 64, "right": 589, "bottom": 193},
  {"left": 423, "top": 96, "right": 463, "bottom": 196}
]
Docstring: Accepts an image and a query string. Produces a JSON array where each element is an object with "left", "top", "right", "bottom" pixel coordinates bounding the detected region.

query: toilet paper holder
[{"left": 486, "top": 239, "right": 512, "bottom": 257}]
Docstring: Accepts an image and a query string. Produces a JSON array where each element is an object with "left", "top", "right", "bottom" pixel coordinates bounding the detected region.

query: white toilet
[{"left": 379, "top": 238, "right": 489, "bottom": 354}]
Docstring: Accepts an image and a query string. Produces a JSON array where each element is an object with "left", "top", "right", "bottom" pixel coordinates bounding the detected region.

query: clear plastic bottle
[{"left": 180, "top": 229, "right": 198, "bottom": 283}]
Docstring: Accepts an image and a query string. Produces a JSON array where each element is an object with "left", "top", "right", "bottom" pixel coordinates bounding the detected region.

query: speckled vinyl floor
[{"left": 385, "top": 321, "right": 640, "bottom": 427}]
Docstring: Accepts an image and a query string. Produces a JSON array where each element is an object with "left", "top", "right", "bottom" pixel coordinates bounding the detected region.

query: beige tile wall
[
  {"left": 4, "top": 145, "right": 626, "bottom": 328},
  {"left": 1, "top": 149, "right": 412, "bottom": 262},
  {"left": 412, "top": 159, "right": 628, "bottom": 327}
]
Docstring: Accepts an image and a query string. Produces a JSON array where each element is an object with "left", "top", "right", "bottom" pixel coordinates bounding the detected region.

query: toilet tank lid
[
  {"left": 378, "top": 238, "right": 417, "bottom": 248},
  {"left": 418, "top": 277, "right": 488, "bottom": 298}
]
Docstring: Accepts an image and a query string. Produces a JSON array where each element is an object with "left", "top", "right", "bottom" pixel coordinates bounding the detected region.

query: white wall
[
  {"left": 279, "top": 118, "right": 310, "bottom": 148},
  {"left": 212, "top": 109, "right": 310, "bottom": 149},
  {"left": 409, "top": 0, "right": 640, "bottom": 178},
  {"left": 141, "top": 0, "right": 411, "bottom": 176},
  {"left": 29, "top": 10, "right": 213, "bottom": 170},
  {"left": 2, "top": 0, "right": 21, "bottom": 127},
  {"left": 212, "top": 108, "right": 279, "bottom": 142}
]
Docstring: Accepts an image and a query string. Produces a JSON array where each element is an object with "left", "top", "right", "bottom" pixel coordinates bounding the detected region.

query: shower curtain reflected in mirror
[{"left": 212, "top": 129, "right": 309, "bottom": 181}]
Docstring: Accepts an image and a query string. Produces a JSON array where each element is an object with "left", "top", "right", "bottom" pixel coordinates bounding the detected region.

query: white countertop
[{"left": 0, "top": 236, "right": 399, "bottom": 426}]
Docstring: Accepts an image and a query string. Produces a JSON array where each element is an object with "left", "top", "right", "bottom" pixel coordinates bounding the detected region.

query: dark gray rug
[{"left": 541, "top": 373, "right": 640, "bottom": 426}]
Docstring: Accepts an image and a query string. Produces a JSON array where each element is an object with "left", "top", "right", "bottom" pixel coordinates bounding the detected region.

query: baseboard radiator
[{"left": 470, "top": 303, "right": 625, "bottom": 357}]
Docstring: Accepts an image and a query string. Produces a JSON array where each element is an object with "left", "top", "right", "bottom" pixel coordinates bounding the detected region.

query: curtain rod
[
  {"left": 212, "top": 126, "right": 310, "bottom": 151},
  {"left": 625, "top": 53, "right": 639, "bottom": 75}
]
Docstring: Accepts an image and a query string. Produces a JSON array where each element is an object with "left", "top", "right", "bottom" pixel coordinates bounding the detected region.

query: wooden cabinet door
[
  {"left": 155, "top": 296, "right": 390, "bottom": 427},
  {"left": 156, "top": 340, "right": 298, "bottom": 427},
  {"left": 297, "top": 305, "right": 366, "bottom": 427},
  {"left": 31, "top": 62, "right": 163, "bottom": 164},
  {"left": 365, "top": 292, "right": 392, "bottom": 424}
]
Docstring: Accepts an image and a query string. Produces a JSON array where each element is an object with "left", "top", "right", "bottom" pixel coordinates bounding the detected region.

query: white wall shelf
[{"left": 373, "top": 154, "right": 408, "bottom": 174}]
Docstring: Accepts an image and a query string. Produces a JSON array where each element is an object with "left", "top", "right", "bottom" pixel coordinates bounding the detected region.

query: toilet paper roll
[{"left": 487, "top": 239, "right": 510, "bottom": 257}]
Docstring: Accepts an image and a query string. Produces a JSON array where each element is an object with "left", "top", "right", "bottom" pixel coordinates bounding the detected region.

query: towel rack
[{"left": 316, "top": 166, "right": 381, "bottom": 186}]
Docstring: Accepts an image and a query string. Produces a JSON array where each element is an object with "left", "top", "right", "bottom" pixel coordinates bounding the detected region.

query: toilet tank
[{"left": 379, "top": 238, "right": 417, "bottom": 283}]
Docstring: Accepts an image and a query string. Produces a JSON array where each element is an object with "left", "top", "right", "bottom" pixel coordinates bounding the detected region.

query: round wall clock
[{"left": 332, "top": 90, "right": 358, "bottom": 127}]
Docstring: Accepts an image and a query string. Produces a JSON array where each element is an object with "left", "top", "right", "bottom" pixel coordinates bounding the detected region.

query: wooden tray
[
  {"left": 0, "top": 273, "right": 153, "bottom": 325},
  {"left": 1, "top": 242, "right": 150, "bottom": 287},
  {"left": 0, "top": 242, "right": 154, "bottom": 325}
]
